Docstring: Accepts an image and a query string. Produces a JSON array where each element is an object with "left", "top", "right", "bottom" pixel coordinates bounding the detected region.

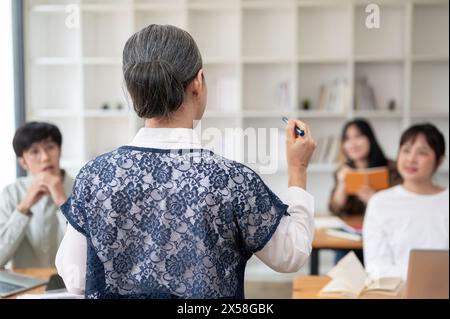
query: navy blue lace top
[{"left": 61, "top": 146, "right": 289, "bottom": 299}]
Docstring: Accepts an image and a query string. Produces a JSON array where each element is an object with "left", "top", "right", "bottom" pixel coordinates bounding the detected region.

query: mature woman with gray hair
[{"left": 56, "top": 24, "right": 317, "bottom": 299}]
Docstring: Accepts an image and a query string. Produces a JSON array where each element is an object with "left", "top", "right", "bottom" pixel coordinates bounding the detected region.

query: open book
[
  {"left": 345, "top": 166, "right": 390, "bottom": 195},
  {"left": 318, "top": 252, "right": 403, "bottom": 298}
]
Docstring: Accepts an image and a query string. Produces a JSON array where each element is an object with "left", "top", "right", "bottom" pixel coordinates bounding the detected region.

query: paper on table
[
  {"left": 314, "top": 216, "right": 346, "bottom": 229},
  {"left": 327, "top": 251, "right": 368, "bottom": 295},
  {"left": 16, "top": 291, "right": 84, "bottom": 299}
]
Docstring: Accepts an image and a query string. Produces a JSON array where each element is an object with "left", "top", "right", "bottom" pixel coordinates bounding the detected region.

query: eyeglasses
[{"left": 23, "top": 142, "right": 60, "bottom": 162}]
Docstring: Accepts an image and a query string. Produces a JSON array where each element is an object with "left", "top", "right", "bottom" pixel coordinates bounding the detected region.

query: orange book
[{"left": 345, "top": 166, "right": 390, "bottom": 195}]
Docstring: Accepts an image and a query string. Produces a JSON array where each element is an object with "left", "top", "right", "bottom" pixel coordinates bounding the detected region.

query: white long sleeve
[
  {"left": 255, "top": 186, "right": 314, "bottom": 273},
  {"left": 363, "top": 185, "right": 449, "bottom": 280},
  {"left": 55, "top": 225, "right": 86, "bottom": 294},
  {"left": 56, "top": 128, "right": 316, "bottom": 293},
  {"left": 56, "top": 186, "right": 314, "bottom": 292}
]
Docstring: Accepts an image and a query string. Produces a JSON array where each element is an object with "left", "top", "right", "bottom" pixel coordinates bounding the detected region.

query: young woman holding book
[
  {"left": 363, "top": 124, "right": 449, "bottom": 280},
  {"left": 328, "top": 119, "right": 402, "bottom": 263},
  {"left": 55, "top": 24, "right": 317, "bottom": 299}
]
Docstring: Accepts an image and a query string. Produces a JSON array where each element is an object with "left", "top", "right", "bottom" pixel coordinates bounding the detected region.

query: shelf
[
  {"left": 83, "top": 64, "right": 126, "bottom": 113},
  {"left": 25, "top": 0, "right": 450, "bottom": 213},
  {"left": 354, "top": 4, "right": 405, "bottom": 58},
  {"left": 84, "top": 109, "right": 131, "bottom": 118},
  {"left": 412, "top": 55, "right": 449, "bottom": 63},
  {"left": 189, "top": 9, "right": 239, "bottom": 59},
  {"left": 352, "top": 110, "right": 403, "bottom": 119},
  {"left": 203, "top": 64, "right": 239, "bottom": 114},
  {"left": 31, "top": 5, "right": 69, "bottom": 13},
  {"left": 30, "top": 64, "right": 82, "bottom": 111},
  {"left": 242, "top": 57, "right": 293, "bottom": 64},
  {"left": 203, "top": 111, "right": 240, "bottom": 118},
  {"left": 242, "top": 110, "right": 347, "bottom": 119},
  {"left": 82, "top": 4, "right": 133, "bottom": 12},
  {"left": 242, "top": 0, "right": 294, "bottom": 9},
  {"left": 243, "top": 7, "right": 295, "bottom": 58},
  {"left": 298, "top": 5, "right": 351, "bottom": 59},
  {"left": 29, "top": 10, "right": 80, "bottom": 59},
  {"left": 354, "top": 56, "right": 405, "bottom": 63},
  {"left": 203, "top": 57, "right": 239, "bottom": 65},
  {"left": 83, "top": 57, "right": 122, "bottom": 65},
  {"left": 410, "top": 110, "right": 450, "bottom": 119},
  {"left": 188, "top": 1, "right": 238, "bottom": 11},
  {"left": 411, "top": 61, "right": 449, "bottom": 112},
  {"left": 412, "top": 2, "right": 449, "bottom": 57},
  {"left": 82, "top": 9, "right": 133, "bottom": 58},
  {"left": 297, "top": 56, "right": 349, "bottom": 63},
  {"left": 243, "top": 63, "right": 293, "bottom": 111},
  {"left": 31, "top": 108, "right": 80, "bottom": 118},
  {"left": 32, "top": 57, "right": 80, "bottom": 65},
  {"left": 355, "top": 62, "right": 404, "bottom": 112},
  {"left": 134, "top": 7, "right": 185, "bottom": 30}
]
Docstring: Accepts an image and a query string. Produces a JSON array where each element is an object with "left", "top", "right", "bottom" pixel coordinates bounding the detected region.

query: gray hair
[{"left": 123, "top": 24, "right": 203, "bottom": 118}]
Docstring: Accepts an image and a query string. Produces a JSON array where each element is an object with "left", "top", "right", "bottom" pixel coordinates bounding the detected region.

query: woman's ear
[
  {"left": 18, "top": 157, "right": 29, "bottom": 171},
  {"left": 190, "top": 69, "right": 204, "bottom": 97}
]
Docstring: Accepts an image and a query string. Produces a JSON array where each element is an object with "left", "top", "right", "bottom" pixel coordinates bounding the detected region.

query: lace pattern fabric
[{"left": 61, "top": 146, "right": 288, "bottom": 299}]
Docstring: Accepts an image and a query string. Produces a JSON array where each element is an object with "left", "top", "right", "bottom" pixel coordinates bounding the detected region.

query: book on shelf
[
  {"left": 354, "top": 76, "right": 378, "bottom": 111},
  {"left": 345, "top": 166, "right": 390, "bottom": 195},
  {"left": 317, "top": 78, "right": 349, "bottom": 113},
  {"left": 318, "top": 251, "right": 404, "bottom": 299}
]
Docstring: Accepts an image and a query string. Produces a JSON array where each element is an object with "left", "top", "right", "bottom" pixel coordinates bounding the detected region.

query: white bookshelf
[{"left": 25, "top": 0, "right": 449, "bottom": 213}]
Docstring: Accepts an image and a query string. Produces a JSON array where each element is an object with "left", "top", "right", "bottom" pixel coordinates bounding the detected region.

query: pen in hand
[{"left": 282, "top": 117, "right": 305, "bottom": 137}]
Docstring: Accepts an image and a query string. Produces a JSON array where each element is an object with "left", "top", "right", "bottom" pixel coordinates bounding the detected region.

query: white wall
[{"left": 0, "top": 0, "right": 17, "bottom": 190}]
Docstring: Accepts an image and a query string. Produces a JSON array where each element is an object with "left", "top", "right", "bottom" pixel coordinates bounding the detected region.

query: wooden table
[
  {"left": 292, "top": 276, "right": 403, "bottom": 299},
  {"left": 311, "top": 216, "right": 363, "bottom": 275},
  {"left": 1, "top": 268, "right": 56, "bottom": 299}
]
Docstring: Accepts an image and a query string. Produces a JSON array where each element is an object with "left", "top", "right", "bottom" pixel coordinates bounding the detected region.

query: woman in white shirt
[
  {"left": 363, "top": 123, "right": 449, "bottom": 280},
  {"left": 55, "top": 24, "right": 317, "bottom": 298}
]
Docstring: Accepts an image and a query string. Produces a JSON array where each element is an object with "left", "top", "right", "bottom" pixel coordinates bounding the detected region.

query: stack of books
[{"left": 317, "top": 78, "right": 350, "bottom": 113}]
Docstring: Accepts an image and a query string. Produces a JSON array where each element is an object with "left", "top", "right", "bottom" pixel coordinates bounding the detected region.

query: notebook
[
  {"left": 318, "top": 252, "right": 403, "bottom": 298},
  {"left": 345, "top": 166, "right": 390, "bottom": 195}
]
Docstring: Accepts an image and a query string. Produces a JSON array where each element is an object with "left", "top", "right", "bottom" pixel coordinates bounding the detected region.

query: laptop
[
  {"left": 404, "top": 249, "right": 449, "bottom": 299},
  {"left": 0, "top": 271, "right": 48, "bottom": 298}
]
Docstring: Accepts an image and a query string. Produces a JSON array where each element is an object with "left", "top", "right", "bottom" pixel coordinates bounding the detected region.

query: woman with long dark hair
[
  {"left": 329, "top": 119, "right": 401, "bottom": 217},
  {"left": 329, "top": 119, "right": 402, "bottom": 263}
]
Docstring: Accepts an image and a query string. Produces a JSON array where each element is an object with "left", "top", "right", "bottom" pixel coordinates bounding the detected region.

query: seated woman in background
[
  {"left": 328, "top": 119, "right": 402, "bottom": 263},
  {"left": 363, "top": 123, "right": 449, "bottom": 280}
]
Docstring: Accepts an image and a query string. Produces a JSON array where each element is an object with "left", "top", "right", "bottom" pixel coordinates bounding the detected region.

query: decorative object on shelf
[
  {"left": 388, "top": 99, "right": 396, "bottom": 111},
  {"left": 300, "top": 98, "right": 311, "bottom": 111},
  {"left": 354, "top": 77, "right": 378, "bottom": 110},
  {"left": 276, "top": 80, "right": 291, "bottom": 110},
  {"left": 101, "top": 103, "right": 110, "bottom": 111}
]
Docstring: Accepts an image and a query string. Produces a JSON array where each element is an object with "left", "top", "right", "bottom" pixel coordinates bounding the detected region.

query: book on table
[
  {"left": 318, "top": 252, "right": 403, "bottom": 299},
  {"left": 345, "top": 166, "right": 390, "bottom": 195}
]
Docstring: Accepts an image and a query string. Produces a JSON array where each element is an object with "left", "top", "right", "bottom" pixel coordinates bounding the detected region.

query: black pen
[{"left": 282, "top": 117, "right": 305, "bottom": 137}]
